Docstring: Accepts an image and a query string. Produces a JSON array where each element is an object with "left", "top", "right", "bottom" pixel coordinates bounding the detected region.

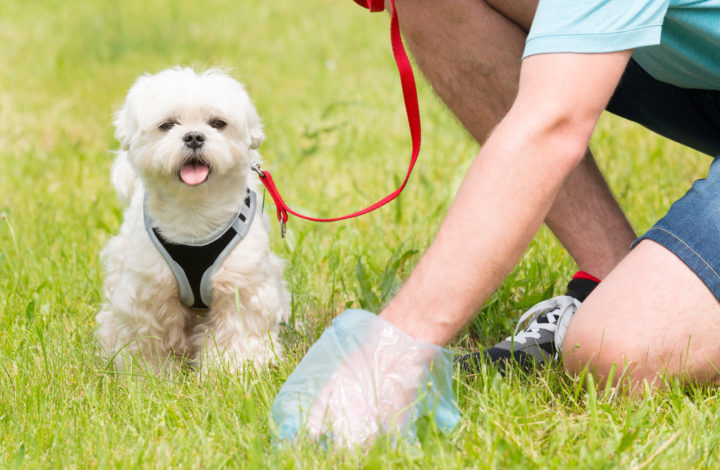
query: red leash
[{"left": 254, "top": 0, "right": 420, "bottom": 237}]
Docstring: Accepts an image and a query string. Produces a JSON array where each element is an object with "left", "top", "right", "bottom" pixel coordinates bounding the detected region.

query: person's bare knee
[
  {"left": 484, "top": 0, "right": 539, "bottom": 32},
  {"left": 390, "top": 0, "right": 528, "bottom": 141},
  {"left": 391, "top": 0, "right": 538, "bottom": 32}
]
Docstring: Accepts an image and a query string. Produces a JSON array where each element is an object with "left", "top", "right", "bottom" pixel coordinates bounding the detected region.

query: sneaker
[{"left": 459, "top": 276, "right": 599, "bottom": 375}]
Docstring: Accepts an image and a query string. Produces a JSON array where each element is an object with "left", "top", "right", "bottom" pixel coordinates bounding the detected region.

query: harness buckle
[{"left": 251, "top": 161, "right": 265, "bottom": 178}]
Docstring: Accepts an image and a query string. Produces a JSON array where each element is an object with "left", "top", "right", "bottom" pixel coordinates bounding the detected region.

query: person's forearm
[
  {"left": 380, "top": 106, "right": 591, "bottom": 346},
  {"left": 378, "top": 51, "right": 632, "bottom": 346}
]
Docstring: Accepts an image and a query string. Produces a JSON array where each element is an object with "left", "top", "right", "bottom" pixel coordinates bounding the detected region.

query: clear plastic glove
[{"left": 271, "top": 309, "right": 460, "bottom": 447}]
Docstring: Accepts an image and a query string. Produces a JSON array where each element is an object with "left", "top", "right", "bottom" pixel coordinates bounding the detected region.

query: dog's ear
[
  {"left": 247, "top": 109, "right": 265, "bottom": 150},
  {"left": 110, "top": 150, "right": 137, "bottom": 205},
  {"left": 113, "top": 74, "right": 153, "bottom": 151},
  {"left": 250, "top": 126, "right": 265, "bottom": 150},
  {"left": 113, "top": 106, "right": 134, "bottom": 151}
]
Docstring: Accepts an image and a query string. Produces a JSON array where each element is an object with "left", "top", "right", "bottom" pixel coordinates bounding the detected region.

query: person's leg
[
  {"left": 563, "top": 240, "right": 720, "bottom": 387},
  {"left": 547, "top": 153, "right": 636, "bottom": 277},
  {"left": 394, "top": 0, "right": 636, "bottom": 278},
  {"left": 564, "top": 145, "right": 720, "bottom": 387}
]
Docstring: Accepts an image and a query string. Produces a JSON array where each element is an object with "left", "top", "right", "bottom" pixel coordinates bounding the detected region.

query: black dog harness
[{"left": 144, "top": 189, "right": 257, "bottom": 309}]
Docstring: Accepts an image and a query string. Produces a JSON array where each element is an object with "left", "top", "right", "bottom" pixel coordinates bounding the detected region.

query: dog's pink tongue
[{"left": 180, "top": 162, "right": 209, "bottom": 186}]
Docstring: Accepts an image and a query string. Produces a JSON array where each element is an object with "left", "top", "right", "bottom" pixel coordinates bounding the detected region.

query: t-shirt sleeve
[{"left": 524, "top": 0, "right": 670, "bottom": 59}]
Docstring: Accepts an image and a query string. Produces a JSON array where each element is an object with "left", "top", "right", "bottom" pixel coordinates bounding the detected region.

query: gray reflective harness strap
[{"left": 144, "top": 189, "right": 257, "bottom": 309}]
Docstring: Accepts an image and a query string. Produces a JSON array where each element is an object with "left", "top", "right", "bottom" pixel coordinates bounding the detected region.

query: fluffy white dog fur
[{"left": 96, "top": 67, "right": 290, "bottom": 374}]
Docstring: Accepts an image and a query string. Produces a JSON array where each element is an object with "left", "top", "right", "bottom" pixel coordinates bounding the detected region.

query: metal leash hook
[{"left": 251, "top": 161, "right": 265, "bottom": 178}]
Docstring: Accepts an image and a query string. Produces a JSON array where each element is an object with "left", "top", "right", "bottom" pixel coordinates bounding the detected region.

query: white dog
[{"left": 97, "top": 67, "right": 290, "bottom": 374}]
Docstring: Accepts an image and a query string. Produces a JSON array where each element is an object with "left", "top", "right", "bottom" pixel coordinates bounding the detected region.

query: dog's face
[{"left": 114, "top": 68, "right": 264, "bottom": 191}]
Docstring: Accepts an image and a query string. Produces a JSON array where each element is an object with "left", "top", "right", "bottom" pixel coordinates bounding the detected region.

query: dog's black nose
[{"left": 183, "top": 131, "right": 205, "bottom": 149}]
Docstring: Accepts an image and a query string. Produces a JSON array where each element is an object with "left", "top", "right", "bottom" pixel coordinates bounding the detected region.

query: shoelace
[{"left": 507, "top": 296, "right": 580, "bottom": 345}]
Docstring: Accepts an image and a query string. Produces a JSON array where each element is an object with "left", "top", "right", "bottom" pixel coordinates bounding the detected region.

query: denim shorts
[{"left": 605, "top": 59, "right": 720, "bottom": 299}]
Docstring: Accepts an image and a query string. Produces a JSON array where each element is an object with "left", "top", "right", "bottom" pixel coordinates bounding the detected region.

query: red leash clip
[{"left": 256, "top": 0, "right": 421, "bottom": 237}]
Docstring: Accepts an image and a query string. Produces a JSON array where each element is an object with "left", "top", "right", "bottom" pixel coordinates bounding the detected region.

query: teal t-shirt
[{"left": 524, "top": 0, "right": 720, "bottom": 90}]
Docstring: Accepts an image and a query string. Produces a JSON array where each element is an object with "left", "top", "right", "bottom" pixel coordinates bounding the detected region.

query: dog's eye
[
  {"left": 210, "top": 119, "right": 227, "bottom": 130},
  {"left": 159, "top": 121, "right": 176, "bottom": 131}
]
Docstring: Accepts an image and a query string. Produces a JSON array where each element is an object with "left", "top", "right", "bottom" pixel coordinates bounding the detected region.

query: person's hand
[
  {"left": 304, "top": 317, "right": 437, "bottom": 446},
  {"left": 271, "top": 309, "right": 459, "bottom": 447}
]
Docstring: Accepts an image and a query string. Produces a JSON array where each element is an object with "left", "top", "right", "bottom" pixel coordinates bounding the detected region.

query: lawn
[{"left": 1, "top": 0, "right": 719, "bottom": 468}]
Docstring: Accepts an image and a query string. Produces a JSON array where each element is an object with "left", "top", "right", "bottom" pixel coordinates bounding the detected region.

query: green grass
[{"left": 1, "top": 0, "right": 718, "bottom": 467}]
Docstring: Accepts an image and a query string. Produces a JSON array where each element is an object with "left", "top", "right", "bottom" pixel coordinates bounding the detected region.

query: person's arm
[
  {"left": 380, "top": 50, "right": 633, "bottom": 346},
  {"left": 272, "top": 51, "right": 635, "bottom": 446}
]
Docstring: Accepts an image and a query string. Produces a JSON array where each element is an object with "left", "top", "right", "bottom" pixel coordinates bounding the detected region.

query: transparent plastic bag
[{"left": 272, "top": 309, "right": 460, "bottom": 447}]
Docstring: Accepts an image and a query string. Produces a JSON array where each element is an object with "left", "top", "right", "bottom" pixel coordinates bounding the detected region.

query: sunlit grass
[{"left": 1, "top": 0, "right": 718, "bottom": 467}]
